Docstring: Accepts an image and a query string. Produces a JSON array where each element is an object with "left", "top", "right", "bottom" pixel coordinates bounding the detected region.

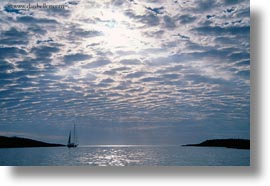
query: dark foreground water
[{"left": 0, "top": 145, "right": 250, "bottom": 166}]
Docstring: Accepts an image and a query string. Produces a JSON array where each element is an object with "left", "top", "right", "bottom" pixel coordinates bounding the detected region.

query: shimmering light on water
[{"left": 0, "top": 146, "right": 249, "bottom": 166}]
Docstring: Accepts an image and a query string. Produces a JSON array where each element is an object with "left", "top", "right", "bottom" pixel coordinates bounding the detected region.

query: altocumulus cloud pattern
[{"left": 0, "top": 0, "right": 249, "bottom": 144}]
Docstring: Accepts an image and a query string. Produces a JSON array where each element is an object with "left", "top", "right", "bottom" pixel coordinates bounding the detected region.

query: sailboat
[{"left": 67, "top": 124, "right": 78, "bottom": 148}]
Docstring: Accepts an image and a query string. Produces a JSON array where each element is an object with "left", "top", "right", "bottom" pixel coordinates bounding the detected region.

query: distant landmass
[
  {"left": 183, "top": 139, "right": 250, "bottom": 149},
  {"left": 0, "top": 136, "right": 65, "bottom": 148}
]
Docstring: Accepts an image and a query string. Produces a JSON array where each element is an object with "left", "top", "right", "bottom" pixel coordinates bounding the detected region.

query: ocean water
[{"left": 0, "top": 145, "right": 250, "bottom": 166}]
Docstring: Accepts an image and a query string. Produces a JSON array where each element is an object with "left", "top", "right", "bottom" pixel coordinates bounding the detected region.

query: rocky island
[
  {"left": 0, "top": 136, "right": 65, "bottom": 148},
  {"left": 183, "top": 139, "right": 250, "bottom": 149}
]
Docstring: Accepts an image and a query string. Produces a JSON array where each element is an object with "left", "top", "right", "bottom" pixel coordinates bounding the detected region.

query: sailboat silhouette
[{"left": 67, "top": 124, "right": 78, "bottom": 148}]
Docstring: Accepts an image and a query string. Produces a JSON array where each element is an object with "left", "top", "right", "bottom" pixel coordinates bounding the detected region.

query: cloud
[
  {"left": 228, "top": 52, "right": 249, "bottom": 61},
  {"left": 224, "top": 0, "right": 246, "bottom": 6},
  {"left": 110, "top": 0, "right": 128, "bottom": 7},
  {"left": 31, "top": 46, "right": 60, "bottom": 59},
  {"left": 140, "top": 13, "right": 160, "bottom": 26},
  {"left": 192, "top": 25, "right": 250, "bottom": 36},
  {"left": 17, "top": 16, "right": 58, "bottom": 24},
  {"left": 236, "top": 69, "right": 249, "bottom": 78},
  {"left": 103, "top": 66, "right": 131, "bottom": 75},
  {"left": 125, "top": 10, "right": 160, "bottom": 27},
  {"left": 145, "top": 6, "right": 165, "bottom": 15},
  {"left": 99, "top": 78, "right": 115, "bottom": 85},
  {"left": 214, "top": 36, "right": 239, "bottom": 45},
  {"left": 63, "top": 53, "right": 92, "bottom": 64},
  {"left": 140, "top": 77, "right": 162, "bottom": 82},
  {"left": 0, "top": 47, "right": 27, "bottom": 59},
  {"left": 173, "top": 34, "right": 190, "bottom": 40},
  {"left": 70, "top": 28, "right": 103, "bottom": 38},
  {"left": 119, "top": 59, "right": 142, "bottom": 65},
  {"left": 83, "top": 59, "right": 111, "bottom": 68},
  {"left": 235, "top": 60, "right": 249, "bottom": 66},
  {"left": 126, "top": 71, "right": 147, "bottom": 79},
  {"left": 163, "top": 15, "right": 176, "bottom": 29},
  {"left": 193, "top": 0, "right": 219, "bottom": 12},
  {"left": 0, "top": 61, "right": 14, "bottom": 72},
  {"left": 178, "top": 14, "right": 196, "bottom": 24},
  {"left": 0, "top": 27, "right": 29, "bottom": 45},
  {"left": 37, "top": 38, "right": 53, "bottom": 44},
  {"left": 27, "top": 25, "right": 47, "bottom": 35},
  {"left": 236, "top": 7, "right": 250, "bottom": 18}
]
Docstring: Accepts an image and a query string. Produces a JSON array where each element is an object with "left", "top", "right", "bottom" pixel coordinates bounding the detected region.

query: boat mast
[
  {"left": 68, "top": 131, "right": 71, "bottom": 144},
  {"left": 73, "top": 123, "right": 76, "bottom": 144}
]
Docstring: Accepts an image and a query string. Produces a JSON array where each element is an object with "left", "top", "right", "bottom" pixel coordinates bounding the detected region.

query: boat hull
[{"left": 67, "top": 143, "right": 78, "bottom": 148}]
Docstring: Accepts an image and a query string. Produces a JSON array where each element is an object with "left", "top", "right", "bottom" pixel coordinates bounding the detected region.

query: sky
[{"left": 0, "top": 0, "right": 250, "bottom": 145}]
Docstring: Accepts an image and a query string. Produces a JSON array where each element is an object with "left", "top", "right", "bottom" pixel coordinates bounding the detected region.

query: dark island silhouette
[
  {"left": 183, "top": 139, "right": 250, "bottom": 149},
  {"left": 0, "top": 136, "right": 65, "bottom": 148}
]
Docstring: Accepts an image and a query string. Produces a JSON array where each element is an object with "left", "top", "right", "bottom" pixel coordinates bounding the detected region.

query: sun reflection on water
[{"left": 76, "top": 147, "right": 151, "bottom": 166}]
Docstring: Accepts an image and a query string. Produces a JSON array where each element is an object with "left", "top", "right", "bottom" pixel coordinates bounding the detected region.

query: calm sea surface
[{"left": 0, "top": 145, "right": 250, "bottom": 166}]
